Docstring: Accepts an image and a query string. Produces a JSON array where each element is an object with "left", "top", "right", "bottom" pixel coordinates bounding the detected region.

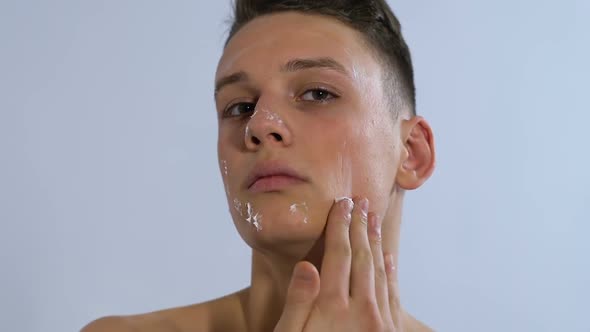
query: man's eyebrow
[
  {"left": 214, "top": 57, "right": 349, "bottom": 96},
  {"left": 215, "top": 71, "right": 249, "bottom": 96},
  {"left": 280, "top": 57, "right": 349, "bottom": 76}
]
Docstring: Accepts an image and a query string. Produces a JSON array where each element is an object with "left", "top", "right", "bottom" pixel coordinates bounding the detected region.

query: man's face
[{"left": 215, "top": 12, "right": 402, "bottom": 250}]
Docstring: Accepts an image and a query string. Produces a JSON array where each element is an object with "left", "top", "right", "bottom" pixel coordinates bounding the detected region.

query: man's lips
[
  {"left": 244, "top": 160, "right": 307, "bottom": 192},
  {"left": 248, "top": 175, "right": 306, "bottom": 193}
]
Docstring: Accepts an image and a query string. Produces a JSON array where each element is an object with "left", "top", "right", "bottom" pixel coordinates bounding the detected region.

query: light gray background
[{"left": 1, "top": 1, "right": 588, "bottom": 331}]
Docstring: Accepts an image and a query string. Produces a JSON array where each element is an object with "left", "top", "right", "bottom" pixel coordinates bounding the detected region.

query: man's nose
[{"left": 244, "top": 107, "right": 292, "bottom": 150}]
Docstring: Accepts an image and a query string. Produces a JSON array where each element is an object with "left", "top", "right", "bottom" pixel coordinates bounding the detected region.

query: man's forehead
[
  {"left": 216, "top": 12, "right": 371, "bottom": 79},
  {"left": 216, "top": 49, "right": 357, "bottom": 81}
]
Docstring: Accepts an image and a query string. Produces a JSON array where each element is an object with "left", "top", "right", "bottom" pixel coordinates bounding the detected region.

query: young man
[{"left": 82, "top": 1, "right": 435, "bottom": 331}]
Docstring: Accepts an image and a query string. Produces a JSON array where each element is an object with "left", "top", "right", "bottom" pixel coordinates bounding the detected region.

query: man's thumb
[{"left": 274, "top": 261, "right": 320, "bottom": 332}]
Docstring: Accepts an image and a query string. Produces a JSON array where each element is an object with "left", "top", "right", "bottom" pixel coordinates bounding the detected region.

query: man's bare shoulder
[
  {"left": 80, "top": 289, "right": 247, "bottom": 332},
  {"left": 80, "top": 316, "right": 139, "bottom": 332},
  {"left": 80, "top": 306, "right": 210, "bottom": 332},
  {"left": 403, "top": 311, "right": 434, "bottom": 332},
  {"left": 409, "top": 320, "right": 434, "bottom": 332}
]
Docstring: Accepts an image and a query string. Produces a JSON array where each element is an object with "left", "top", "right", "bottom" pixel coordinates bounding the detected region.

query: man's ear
[{"left": 395, "top": 116, "right": 436, "bottom": 190}]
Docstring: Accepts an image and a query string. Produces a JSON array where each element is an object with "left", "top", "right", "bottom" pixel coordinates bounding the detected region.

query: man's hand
[{"left": 274, "top": 197, "right": 402, "bottom": 332}]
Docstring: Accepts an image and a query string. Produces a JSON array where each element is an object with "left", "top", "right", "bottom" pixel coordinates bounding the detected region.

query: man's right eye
[{"left": 223, "top": 102, "right": 256, "bottom": 118}]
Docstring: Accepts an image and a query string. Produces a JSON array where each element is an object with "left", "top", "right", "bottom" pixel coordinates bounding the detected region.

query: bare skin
[{"left": 82, "top": 11, "right": 436, "bottom": 332}]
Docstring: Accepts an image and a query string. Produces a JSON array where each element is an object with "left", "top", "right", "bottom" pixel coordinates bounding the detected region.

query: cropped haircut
[{"left": 224, "top": 0, "right": 417, "bottom": 117}]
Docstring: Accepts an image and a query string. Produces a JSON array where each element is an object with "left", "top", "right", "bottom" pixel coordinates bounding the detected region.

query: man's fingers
[
  {"left": 350, "top": 197, "right": 375, "bottom": 300},
  {"left": 274, "top": 261, "right": 320, "bottom": 332},
  {"left": 385, "top": 252, "right": 402, "bottom": 328},
  {"left": 368, "top": 212, "right": 391, "bottom": 320},
  {"left": 319, "top": 197, "right": 353, "bottom": 302}
]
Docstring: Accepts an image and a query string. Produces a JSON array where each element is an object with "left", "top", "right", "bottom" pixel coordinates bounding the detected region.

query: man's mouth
[
  {"left": 244, "top": 160, "right": 308, "bottom": 192},
  {"left": 248, "top": 174, "right": 306, "bottom": 193}
]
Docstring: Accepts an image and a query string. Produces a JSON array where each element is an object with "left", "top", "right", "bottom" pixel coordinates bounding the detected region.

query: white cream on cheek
[
  {"left": 233, "top": 198, "right": 243, "bottom": 216},
  {"left": 233, "top": 198, "right": 264, "bottom": 232},
  {"left": 220, "top": 159, "right": 265, "bottom": 232},
  {"left": 221, "top": 159, "right": 231, "bottom": 198},
  {"left": 246, "top": 202, "right": 263, "bottom": 231},
  {"left": 289, "top": 202, "right": 309, "bottom": 224}
]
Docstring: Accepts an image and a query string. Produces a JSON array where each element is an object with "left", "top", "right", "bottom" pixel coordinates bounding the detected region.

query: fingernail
[
  {"left": 294, "top": 266, "right": 314, "bottom": 282},
  {"left": 335, "top": 197, "right": 354, "bottom": 212},
  {"left": 336, "top": 197, "right": 353, "bottom": 224}
]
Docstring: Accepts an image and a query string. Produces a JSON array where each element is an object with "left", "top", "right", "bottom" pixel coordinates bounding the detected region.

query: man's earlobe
[{"left": 395, "top": 116, "right": 436, "bottom": 190}]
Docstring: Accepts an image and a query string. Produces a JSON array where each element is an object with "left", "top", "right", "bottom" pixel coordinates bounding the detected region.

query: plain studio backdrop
[{"left": 1, "top": 1, "right": 588, "bottom": 331}]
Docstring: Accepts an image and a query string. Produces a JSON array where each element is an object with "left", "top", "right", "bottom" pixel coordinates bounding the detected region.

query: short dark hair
[{"left": 224, "top": 0, "right": 416, "bottom": 117}]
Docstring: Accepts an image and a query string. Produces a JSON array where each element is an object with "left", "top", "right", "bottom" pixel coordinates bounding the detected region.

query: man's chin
[
  {"left": 229, "top": 193, "right": 332, "bottom": 258},
  {"left": 239, "top": 218, "right": 326, "bottom": 261}
]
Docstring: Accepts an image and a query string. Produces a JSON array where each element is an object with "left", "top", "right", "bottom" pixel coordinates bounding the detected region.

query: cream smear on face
[
  {"left": 221, "top": 159, "right": 231, "bottom": 197},
  {"left": 289, "top": 202, "right": 309, "bottom": 224},
  {"left": 244, "top": 106, "right": 286, "bottom": 143},
  {"left": 232, "top": 197, "right": 264, "bottom": 232},
  {"left": 246, "top": 202, "right": 263, "bottom": 231},
  {"left": 258, "top": 108, "right": 284, "bottom": 125},
  {"left": 233, "top": 198, "right": 243, "bottom": 216},
  {"left": 221, "top": 158, "right": 264, "bottom": 232}
]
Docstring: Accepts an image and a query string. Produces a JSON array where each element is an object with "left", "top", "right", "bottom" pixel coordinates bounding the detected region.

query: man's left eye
[{"left": 300, "top": 88, "right": 337, "bottom": 102}]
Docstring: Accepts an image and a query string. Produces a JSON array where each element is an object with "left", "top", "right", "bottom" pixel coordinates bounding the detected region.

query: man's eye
[
  {"left": 224, "top": 102, "right": 256, "bottom": 117},
  {"left": 300, "top": 88, "right": 337, "bottom": 102}
]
